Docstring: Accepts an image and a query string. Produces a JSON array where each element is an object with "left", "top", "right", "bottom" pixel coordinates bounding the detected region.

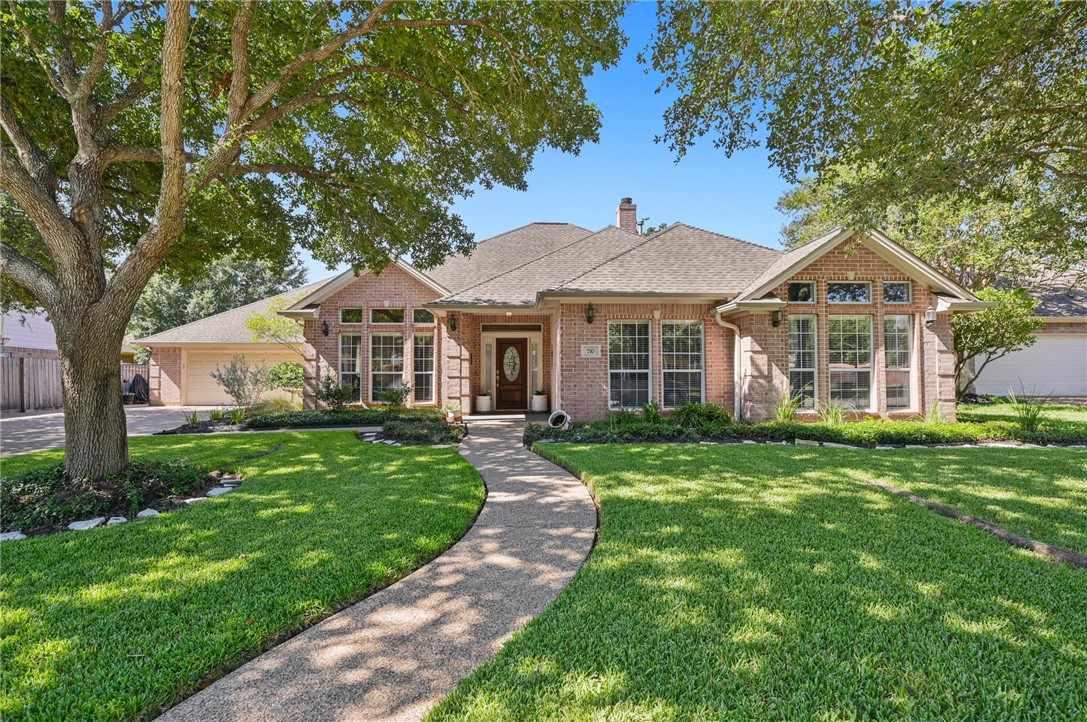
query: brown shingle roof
[
  {"left": 425, "top": 222, "right": 592, "bottom": 294},
  {"left": 136, "top": 279, "right": 330, "bottom": 345},
  {"left": 548, "top": 223, "right": 781, "bottom": 297}
]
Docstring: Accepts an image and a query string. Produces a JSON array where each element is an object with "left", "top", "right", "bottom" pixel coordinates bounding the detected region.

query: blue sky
[{"left": 301, "top": 2, "right": 792, "bottom": 279}]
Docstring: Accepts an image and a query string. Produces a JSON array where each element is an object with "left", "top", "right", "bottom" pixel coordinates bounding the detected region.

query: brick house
[{"left": 258, "top": 199, "right": 987, "bottom": 421}]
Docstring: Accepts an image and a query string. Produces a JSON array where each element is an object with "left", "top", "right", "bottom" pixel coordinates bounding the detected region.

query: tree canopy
[{"left": 649, "top": 1, "right": 1087, "bottom": 237}]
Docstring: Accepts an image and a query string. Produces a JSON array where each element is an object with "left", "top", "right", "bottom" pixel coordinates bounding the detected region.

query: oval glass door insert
[{"left": 503, "top": 346, "right": 521, "bottom": 382}]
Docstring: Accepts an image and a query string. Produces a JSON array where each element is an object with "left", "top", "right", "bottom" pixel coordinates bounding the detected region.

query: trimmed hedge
[
  {"left": 246, "top": 407, "right": 443, "bottom": 429},
  {"left": 379, "top": 419, "right": 468, "bottom": 445},
  {"left": 524, "top": 417, "right": 1087, "bottom": 447}
]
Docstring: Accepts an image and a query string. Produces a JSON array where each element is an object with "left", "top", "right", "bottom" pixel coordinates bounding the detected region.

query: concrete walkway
[{"left": 156, "top": 420, "right": 597, "bottom": 722}]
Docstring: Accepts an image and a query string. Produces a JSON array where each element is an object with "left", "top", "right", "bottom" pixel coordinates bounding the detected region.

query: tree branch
[
  {"left": 0, "top": 95, "right": 57, "bottom": 199},
  {"left": 0, "top": 148, "right": 79, "bottom": 259},
  {"left": 0, "top": 242, "right": 60, "bottom": 309},
  {"left": 227, "top": 1, "right": 255, "bottom": 129},
  {"left": 6, "top": 0, "right": 67, "bottom": 95}
]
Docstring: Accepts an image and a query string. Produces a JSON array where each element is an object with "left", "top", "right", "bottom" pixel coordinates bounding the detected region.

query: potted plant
[
  {"left": 445, "top": 402, "right": 462, "bottom": 423},
  {"left": 530, "top": 389, "right": 549, "bottom": 412},
  {"left": 475, "top": 391, "right": 492, "bottom": 414}
]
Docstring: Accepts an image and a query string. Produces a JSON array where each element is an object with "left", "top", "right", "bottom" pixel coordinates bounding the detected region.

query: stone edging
[
  {"left": 533, "top": 438, "right": 1087, "bottom": 450},
  {"left": 863, "top": 479, "right": 1087, "bottom": 570}
]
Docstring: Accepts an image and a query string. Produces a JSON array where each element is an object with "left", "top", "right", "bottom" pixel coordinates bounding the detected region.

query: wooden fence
[
  {"left": 1, "top": 359, "right": 150, "bottom": 411},
  {"left": 1, "top": 357, "right": 62, "bottom": 411}
]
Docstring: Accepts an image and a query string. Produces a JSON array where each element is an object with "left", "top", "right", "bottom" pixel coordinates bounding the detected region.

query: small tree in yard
[
  {"left": 0, "top": 1, "right": 624, "bottom": 480},
  {"left": 245, "top": 297, "right": 304, "bottom": 354},
  {"left": 266, "top": 361, "right": 303, "bottom": 398},
  {"left": 209, "top": 356, "right": 269, "bottom": 409},
  {"left": 953, "top": 288, "right": 1044, "bottom": 399}
]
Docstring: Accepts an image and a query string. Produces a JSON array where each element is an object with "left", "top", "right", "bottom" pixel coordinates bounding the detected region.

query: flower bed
[{"left": 245, "top": 407, "right": 444, "bottom": 429}]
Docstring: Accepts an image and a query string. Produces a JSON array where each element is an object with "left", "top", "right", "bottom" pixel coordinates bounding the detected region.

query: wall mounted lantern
[
  {"left": 586, "top": 303, "right": 596, "bottom": 325},
  {"left": 771, "top": 310, "right": 783, "bottom": 328},
  {"left": 448, "top": 312, "right": 459, "bottom": 332},
  {"left": 321, "top": 320, "right": 329, "bottom": 336},
  {"left": 924, "top": 306, "right": 937, "bottom": 327}
]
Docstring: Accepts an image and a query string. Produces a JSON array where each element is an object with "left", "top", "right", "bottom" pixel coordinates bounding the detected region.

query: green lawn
[
  {"left": 960, "top": 400, "right": 1087, "bottom": 429},
  {"left": 1, "top": 432, "right": 485, "bottom": 721},
  {"left": 430, "top": 444, "right": 1087, "bottom": 721}
]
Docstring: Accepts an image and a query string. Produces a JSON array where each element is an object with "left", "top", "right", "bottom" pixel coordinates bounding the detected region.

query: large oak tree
[{"left": 1, "top": 0, "right": 625, "bottom": 479}]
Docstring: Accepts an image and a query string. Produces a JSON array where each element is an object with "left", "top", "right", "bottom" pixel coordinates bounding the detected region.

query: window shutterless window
[
  {"left": 370, "top": 333, "right": 404, "bottom": 402},
  {"left": 827, "top": 315, "right": 872, "bottom": 408},
  {"left": 339, "top": 334, "right": 363, "bottom": 403},
  {"left": 883, "top": 282, "right": 912, "bottom": 304},
  {"left": 413, "top": 309, "right": 435, "bottom": 324},
  {"left": 788, "top": 315, "right": 817, "bottom": 409},
  {"left": 885, "top": 315, "right": 912, "bottom": 410},
  {"left": 340, "top": 308, "right": 363, "bottom": 323},
  {"left": 788, "top": 281, "right": 816, "bottom": 303},
  {"left": 827, "top": 282, "right": 871, "bottom": 303},
  {"left": 608, "top": 321, "right": 650, "bottom": 409},
  {"left": 662, "top": 321, "right": 704, "bottom": 407},
  {"left": 371, "top": 308, "right": 405, "bottom": 324},
  {"left": 413, "top": 333, "right": 435, "bottom": 403}
]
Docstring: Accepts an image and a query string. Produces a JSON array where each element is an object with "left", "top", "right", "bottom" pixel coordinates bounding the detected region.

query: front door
[{"left": 496, "top": 338, "right": 527, "bottom": 410}]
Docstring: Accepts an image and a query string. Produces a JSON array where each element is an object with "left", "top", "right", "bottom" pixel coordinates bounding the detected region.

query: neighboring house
[
  {"left": 136, "top": 281, "right": 325, "bottom": 405},
  {"left": 0, "top": 310, "right": 60, "bottom": 359},
  {"left": 973, "top": 286, "right": 1087, "bottom": 398}
]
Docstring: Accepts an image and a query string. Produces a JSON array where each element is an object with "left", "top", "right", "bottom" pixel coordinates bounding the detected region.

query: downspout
[{"left": 715, "top": 312, "right": 742, "bottom": 420}]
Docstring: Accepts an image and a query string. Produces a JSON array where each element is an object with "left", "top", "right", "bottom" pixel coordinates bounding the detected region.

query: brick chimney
[{"left": 616, "top": 197, "right": 637, "bottom": 234}]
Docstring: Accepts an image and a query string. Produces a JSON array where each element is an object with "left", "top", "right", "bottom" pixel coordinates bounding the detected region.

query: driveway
[{"left": 0, "top": 405, "right": 216, "bottom": 456}]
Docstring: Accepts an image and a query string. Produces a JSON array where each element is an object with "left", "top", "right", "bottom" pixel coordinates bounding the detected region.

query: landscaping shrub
[
  {"left": 266, "top": 362, "right": 303, "bottom": 395},
  {"left": 374, "top": 383, "right": 413, "bottom": 406},
  {"left": 252, "top": 396, "right": 300, "bottom": 414},
  {"left": 246, "top": 407, "right": 443, "bottom": 429},
  {"left": 773, "top": 391, "right": 804, "bottom": 423},
  {"left": 380, "top": 419, "right": 468, "bottom": 445},
  {"left": 1, "top": 459, "right": 210, "bottom": 532},
  {"left": 669, "top": 402, "right": 732, "bottom": 431},
  {"left": 315, "top": 377, "right": 357, "bottom": 410},
  {"left": 209, "top": 356, "right": 269, "bottom": 408},
  {"left": 1007, "top": 389, "right": 1051, "bottom": 432},
  {"left": 524, "top": 416, "right": 1087, "bottom": 447}
]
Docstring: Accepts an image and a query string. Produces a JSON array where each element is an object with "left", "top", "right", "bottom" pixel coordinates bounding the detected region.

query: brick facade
[
  {"left": 556, "top": 302, "right": 734, "bottom": 421},
  {"left": 301, "top": 266, "right": 443, "bottom": 409},
  {"left": 148, "top": 346, "right": 182, "bottom": 405},
  {"left": 737, "top": 240, "right": 956, "bottom": 421}
]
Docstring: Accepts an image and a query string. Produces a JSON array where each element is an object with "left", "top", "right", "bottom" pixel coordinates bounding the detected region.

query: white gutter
[{"left": 714, "top": 312, "right": 743, "bottom": 420}]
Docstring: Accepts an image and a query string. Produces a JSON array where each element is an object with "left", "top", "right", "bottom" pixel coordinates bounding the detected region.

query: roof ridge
[
  {"left": 550, "top": 226, "right": 663, "bottom": 291},
  {"left": 435, "top": 224, "right": 599, "bottom": 299},
  {"left": 470, "top": 221, "right": 590, "bottom": 247},
  {"left": 136, "top": 277, "right": 330, "bottom": 343},
  {"left": 663, "top": 221, "right": 784, "bottom": 254}
]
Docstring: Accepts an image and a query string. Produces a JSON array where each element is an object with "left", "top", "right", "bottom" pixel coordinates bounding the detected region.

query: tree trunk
[{"left": 59, "top": 333, "right": 128, "bottom": 479}]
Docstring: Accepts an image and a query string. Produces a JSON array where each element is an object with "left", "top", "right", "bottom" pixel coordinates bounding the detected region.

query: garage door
[
  {"left": 185, "top": 349, "right": 302, "bottom": 405},
  {"left": 974, "top": 335, "right": 1087, "bottom": 397}
]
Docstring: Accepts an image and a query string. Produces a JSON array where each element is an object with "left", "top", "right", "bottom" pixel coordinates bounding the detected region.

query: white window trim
[
  {"left": 661, "top": 320, "right": 706, "bottom": 409},
  {"left": 827, "top": 314, "right": 874, "bottom": 411},
  {"left": 607, "top": 319, "right": 653, "bottom": 410},
  {"left": 787, "top": 280, "right": 817, "bottom": 304},
  {"left": 412, "top": 332, "right": 436, "bottom": 404},
  {"left": 370, "top": 307, "right": 406, "bottom": 325},
  {"left": 827, "top": 280, "right": 872, "bottom": 304},
  {"left": 788, "top": 315, "right": 818, "bottom": 410},
  {"left": 340, "top": 308, "right": 363, "bottom": 324},
  {"left": 369, "top": 332, "right": 405, "bottom": 404},
  {"left": 338, "top": 333, "right": 363, "bottom": 403},
  {"left": 884, "top": 314, "right": 915, "bottom": 412},
  {"left": 883, "top": 281, "right": 913, "bottom": 304},
  {"left": 412, "top": 308, "right": 436, "bottom": 325}
]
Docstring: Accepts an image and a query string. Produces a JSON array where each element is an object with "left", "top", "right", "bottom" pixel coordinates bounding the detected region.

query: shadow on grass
[
  {"left": 429, "top": 444, "right": 1087, "bottom": 721},
  {"left": 0, "top": 432, "right": 485, "bottom": 721}
]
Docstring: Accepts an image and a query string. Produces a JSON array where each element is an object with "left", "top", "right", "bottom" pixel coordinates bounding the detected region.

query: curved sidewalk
[{"left": 157, "top": 420, "right": 596, "bottom": 722}]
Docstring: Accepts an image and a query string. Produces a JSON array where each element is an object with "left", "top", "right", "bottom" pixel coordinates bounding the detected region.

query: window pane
[
  {"left": 788, "top": 281, "right": 815, "bottom": 303},
  {"left": 827, "top": 282, "right": 871, "bottom": 303},
  {"left": 883, "top": 282, "right": 911, "bottom": 304},
  {"left": 662, "top": 321, "right": 703, "bottom": 407},
  {"left": 788, "top": 315, "right": 816, "bottom": 408},
  {"left": 371, "top": 308, "right": 405, "bottom": 324},
  {"left": 608, "top": 321, "right": 650, "bottom": 408},
  {"left": 341, "top": 308, "right": 363, "bottom": 323},
  {"left": 413, "top": 309, "right": 435, "bottom": 323},
  {"left": 413, "top": 333, "right": 434, "bottom": 402},
  {"left": 370, "top": 334, "right": 404, "bottom": 401},
  {"left": 884, "top": 315, "right": 911, "bottom": 410},
  {"left": 339, "top": 335, "right": 362, "bottom": 402},
  {"left": 828, "top": 316, "right": 871, "bottom": 407}
]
